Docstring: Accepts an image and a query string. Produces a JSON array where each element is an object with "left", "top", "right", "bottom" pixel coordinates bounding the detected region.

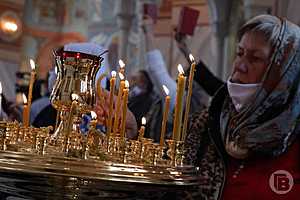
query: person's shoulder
[
  {"left": 31, "top": 96, "right": 50, "bottom": 107},
  {"left": 188, "top": 108, "right": 209, "bottom": 131}
]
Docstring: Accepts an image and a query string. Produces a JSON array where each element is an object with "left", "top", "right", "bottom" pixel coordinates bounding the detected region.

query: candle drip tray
[{"left": 0, "top": 150, "right": 202, "bottom": 199}]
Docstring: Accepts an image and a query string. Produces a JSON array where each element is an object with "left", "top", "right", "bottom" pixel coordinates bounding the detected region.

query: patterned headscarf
[{"left": 220, "top": 15, "right": 300, "bottom": 157}]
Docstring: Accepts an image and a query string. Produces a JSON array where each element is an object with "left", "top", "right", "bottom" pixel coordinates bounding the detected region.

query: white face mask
[{"left": 227, "top": 78, "right": 261, "bottom": 112}]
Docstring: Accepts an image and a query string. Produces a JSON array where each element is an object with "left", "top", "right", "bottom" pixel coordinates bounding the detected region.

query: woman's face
[
  {"left": 231, "top": 31, "right": 272, "bottom": 84},
  {"left": 130, "top": 72, "right": 146, "bottom": 89}
]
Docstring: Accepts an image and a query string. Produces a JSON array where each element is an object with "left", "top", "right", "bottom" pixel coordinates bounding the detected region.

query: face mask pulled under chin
[{"left": 227, "top": 78, "right": 261, "bottom": 112}]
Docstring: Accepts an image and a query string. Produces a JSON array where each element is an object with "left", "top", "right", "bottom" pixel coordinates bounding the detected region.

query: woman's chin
[{"left": 231, "top": 77, "right": 244, "bottom": 84}]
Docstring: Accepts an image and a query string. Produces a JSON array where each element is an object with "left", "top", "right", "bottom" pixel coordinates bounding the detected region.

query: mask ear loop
[{"left": 231, "top": 18, "right": 287, "bottom": 137}]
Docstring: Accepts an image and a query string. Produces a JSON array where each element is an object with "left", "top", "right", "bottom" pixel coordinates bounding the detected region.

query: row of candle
[
  {"left": 0, "top": 70, "right": 33, "bottom": 126},
  {"left": 104, "top": 54, "right": 197, "bottom": 146},
  {"left": 159, "top": 54, "right": 196, "bottom": 144},
  {"left": 102, "top": 60, "right": 129, "bottom": 138},
  {"left": 20, "top": 53, "right": 196, "bottom": 147}
]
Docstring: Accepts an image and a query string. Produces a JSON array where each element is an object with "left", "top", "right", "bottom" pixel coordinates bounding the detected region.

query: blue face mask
[
  {"left": 227, "top": 78, "right": 261, "bottom": 112},
  {"left": 129, "top": 86, "right": 143, "bottom": 98}
]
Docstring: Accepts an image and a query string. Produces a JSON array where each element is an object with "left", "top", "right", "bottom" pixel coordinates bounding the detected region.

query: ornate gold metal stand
[{"left": 0, "top": 48, "right": 201, "bottom": 198}]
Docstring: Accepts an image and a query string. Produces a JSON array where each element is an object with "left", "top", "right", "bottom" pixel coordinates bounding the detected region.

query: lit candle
[
  {"left": 138, "top": 117, "right": 146, "bottom": 140},
  {"left": 112, "top": 73, "right": 125, "bottom": 136},
  {"left": 70, "top": 94, "right": 79, "bottom": 112},
  {"left": 120, "top": 80, "right": 129, "bottom": 138},
  {"left": 182, "top": 54, "right": 196, "bottom": 141},
  {"left": 107, "top": 71, "right": 117, "bottom": 136},
  {"left": 118, "top": 59, "right": 125, "bottom": 76},
  {"left": 96, "top": 73, "right": 107, "bottom": 106},
  {"left": 27, "top": 59, "right": 36, "bottom": 123},
  {"left": 28, "top": 59, "right": 36, "bottom": 106},
  {"left": 90, "top": 111, "right": 97, "bottom": 128},
  {"left": 0, "top": 82, "right": 2, "bottom": 118},
  {"left": 22, "top": 93, "right": 29, "bottom": 127},
  {"left": 160, "top": 85, "right": 170, "bottom": 146},
  {"left": 172, "top": 64, "right": 186, "bottom": 141}
]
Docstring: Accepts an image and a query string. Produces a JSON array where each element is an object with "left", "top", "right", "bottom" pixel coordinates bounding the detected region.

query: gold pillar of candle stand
[
  {"left": 49, "top": 48, "right": 106, "bottom": 154},
  {"left": 63, "top": 93, "right": 79, "bottom": 154},
  {"left": 182, "top": 54, "right": 196, "bottom": 141},
  {"left": 172, "top": 64, "right": 186, "bottom": 141}
]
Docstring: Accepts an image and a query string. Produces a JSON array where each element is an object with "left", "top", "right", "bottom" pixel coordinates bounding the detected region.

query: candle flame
[
  {"left": 71, "top": 93, "right": 79, "bottom": 101},
  {"left": 30, "top": 59, "right": 36, "bottom": 70},
  {"left": 0, "top": 82, "right": 2, "bottom": 94},
  {"left": 90, "top": 111, "right": 97, "bottom": 120},
  {"left": 119, "top": 72, "right": 125, "bottom": 80},
  {"left": 119, "top": 59, "right": 125, "bottom": 69},
  {"left": 177, "top": 64, "right": 184, "bottom": 75},
  {"left": 162, "top": 85, "right": 169, "bottom": 96},
  {"left": 142, "top": 117, "right": 146, "bottom": 125},
  {"left": 111, "top": 71, "right": 117, "bottom": 78},
  {"left": 2, "top": 21, "right": 18, "bottom": 32},
  {"left": 125, "top": 80, "right": 129, "bottom": 88},
  {"left": 22, "top": 93, "right": 27, "bottom": 104},
  {"left": 189, "top": 54, "right": 195, "bottom": 63}
]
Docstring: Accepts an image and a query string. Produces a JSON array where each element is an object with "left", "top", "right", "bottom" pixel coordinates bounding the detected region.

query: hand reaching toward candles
[{"left": 95, "top": 89, "right": 137, "bottom": 139}]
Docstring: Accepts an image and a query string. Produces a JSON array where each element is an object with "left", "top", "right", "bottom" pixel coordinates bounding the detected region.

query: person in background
[
  {"left": 128, "top": 69, "right": 164, "bottom": 142},
  {"left": 30, "top": 71, "right": 54, "bottom": 124},
  {"left": 142, "top": 16, "right": 210, "bottom": 116},
  {"left": 174, "top": 30, "right": 224, "bottom": 96},
  {"left": 183, "top": 15, "right": 300, "bottom": 200},
  {"left": 31, "top": 75, "right": 57, "bottom": 128},
  {"left": 0, "top": 93, "right": 22, "bottom": 122}
]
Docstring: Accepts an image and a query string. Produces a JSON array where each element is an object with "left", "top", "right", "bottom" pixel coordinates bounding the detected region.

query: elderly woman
[{"left": 184, "top": 15, "right": 300, "bottom": 199}]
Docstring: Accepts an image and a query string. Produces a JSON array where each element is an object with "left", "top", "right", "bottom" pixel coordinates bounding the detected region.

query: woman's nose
[
  {"left": 238, "top": 62, "right": 248, "bottom": 73},
  {"left": 235, "top": 57, "right": 248, "bottom": 73}
]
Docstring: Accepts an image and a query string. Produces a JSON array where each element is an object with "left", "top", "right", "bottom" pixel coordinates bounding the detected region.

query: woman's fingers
[
  {"left": 125, "top": 109, "right": 137, "bottom": 139},
  {"left": 94, "top": 88, "right": 137, "bottom": 137}
]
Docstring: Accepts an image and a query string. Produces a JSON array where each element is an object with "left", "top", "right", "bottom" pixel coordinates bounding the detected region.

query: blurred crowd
[{"left": 0, "top": 16, "right": 219, "bottom": 143}]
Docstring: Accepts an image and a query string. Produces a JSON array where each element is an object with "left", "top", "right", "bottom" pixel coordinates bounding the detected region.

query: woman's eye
[{"left": 251, "top": 56, "right": 265, "bottom": 63}]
